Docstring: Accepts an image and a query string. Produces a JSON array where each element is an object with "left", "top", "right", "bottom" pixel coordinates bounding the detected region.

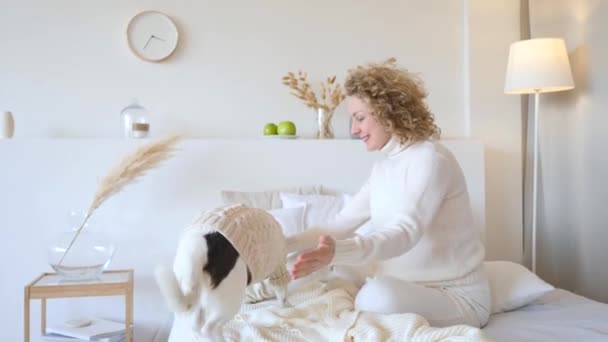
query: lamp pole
[{"left": 532, "top": 90, "right": 540, "bottom": 274}]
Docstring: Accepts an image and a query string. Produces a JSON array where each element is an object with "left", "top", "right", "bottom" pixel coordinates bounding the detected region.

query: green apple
[
  {"left": 277, "top": 121, "right": 296, "bottom": 136},
  {"left": 263, "top": 123, "right": 278, "bottom": 135}
]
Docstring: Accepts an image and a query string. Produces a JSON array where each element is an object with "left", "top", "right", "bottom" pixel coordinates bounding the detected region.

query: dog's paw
[{"left": 278, "top": 297, "right": 293, "bottom": 308}]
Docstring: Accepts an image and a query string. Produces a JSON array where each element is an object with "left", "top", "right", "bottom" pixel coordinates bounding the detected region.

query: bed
[
  {"left": 150, "top": 280, "right": 608, "bottom": 341},
  {"left": 150, "top": 279, "right": 608, "bottom": 342},
  {"left": 1, "top": 139, "right": 607, "bottom": 341},
  {"left": 483, "top": 289, "right": 608, "bottom": 341}
]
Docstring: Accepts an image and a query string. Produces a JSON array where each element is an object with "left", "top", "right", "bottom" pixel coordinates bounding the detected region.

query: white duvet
[{"left": 221, "top": 279, "right": 490, "bottom": 342}]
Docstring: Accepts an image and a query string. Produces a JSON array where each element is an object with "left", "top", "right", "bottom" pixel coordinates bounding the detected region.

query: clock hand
[
  {"left": 151, "top": 34, "right": 166, "bottom": 42},
  {"left": 143, "top": 35, "right": 153, "bottom": 50}
]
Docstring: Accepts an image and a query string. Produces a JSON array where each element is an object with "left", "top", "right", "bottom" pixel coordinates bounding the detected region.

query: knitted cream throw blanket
[{"left": 223, "top": 280, "right": 491, "bottom": 342}]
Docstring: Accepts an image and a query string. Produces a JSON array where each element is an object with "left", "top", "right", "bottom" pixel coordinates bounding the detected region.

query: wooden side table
[{"left": 23, "top": 269, "right": 134, "bottom": 342}]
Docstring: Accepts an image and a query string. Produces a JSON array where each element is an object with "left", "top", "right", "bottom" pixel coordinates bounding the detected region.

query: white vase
[{"left": 1, "top": 111, "right": 14, "bottom": 138}]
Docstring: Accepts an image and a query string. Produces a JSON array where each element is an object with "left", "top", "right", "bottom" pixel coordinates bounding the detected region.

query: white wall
[
  {"left": 1, "top": 0, "right": 466, "bottom": 140},
  {"left": 529, "top": 0, "right": 608, "bottom": 303},
  {"left": 468, "top": 0, "right": 523, "bottom": 262}
]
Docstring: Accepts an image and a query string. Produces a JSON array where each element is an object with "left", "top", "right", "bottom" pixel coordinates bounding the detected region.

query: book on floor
[
  {"left": 45, "top": 318, "right": 127, "bottom": 341},
  {"left": 41, "top": 332, "right": 126, "bottom": 342}
]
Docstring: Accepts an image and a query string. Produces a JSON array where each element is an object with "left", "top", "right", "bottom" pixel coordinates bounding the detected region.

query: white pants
[{"left": 354, "top": 265, "right": 490, "bottom": 328}]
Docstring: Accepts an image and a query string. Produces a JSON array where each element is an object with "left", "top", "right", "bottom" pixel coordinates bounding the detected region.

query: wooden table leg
[
  {"left": 41, "top": 298, "right": 47, "bottom": 336},
  {"left": 126, "top": 290, "right": 133, "bottom": 342},
  {"left": 23, "top": 287, "right": 30, "bottom": 342}
]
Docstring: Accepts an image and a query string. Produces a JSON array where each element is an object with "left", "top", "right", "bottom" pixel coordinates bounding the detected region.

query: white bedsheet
[
  {"left": 483, "top": 289, "right": 608, "bottom": 342},
  {"left": 158, "top": 279, "right": 489, "bottom": 341}
]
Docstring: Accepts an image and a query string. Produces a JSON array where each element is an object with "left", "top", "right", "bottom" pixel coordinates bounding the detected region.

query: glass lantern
[{"left": 120, "top": 99, "right": 150, "bottom": 138}]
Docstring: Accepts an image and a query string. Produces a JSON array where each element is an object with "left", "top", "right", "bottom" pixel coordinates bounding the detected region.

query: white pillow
[
  {"left": 280, "top": 192, "right": 346, "bottom": 227},
  {"left": 484, "top": 260, "right": 555, "bottom": 314},
  {"left": 220, "top": 185, "right": 322, "bottom": 210},
  {"left": 267, "top": 206, "right": 306, "bottom": 237}
]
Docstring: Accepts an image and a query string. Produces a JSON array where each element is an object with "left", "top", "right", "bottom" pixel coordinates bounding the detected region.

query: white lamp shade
[{"left": 504, "top": 38, "right": 574, "bottom": 94}]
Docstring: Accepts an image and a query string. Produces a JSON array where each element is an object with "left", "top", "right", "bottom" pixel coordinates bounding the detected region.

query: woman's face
[{"left": 348, "top": 96, "right": 391, "bottom": 151}]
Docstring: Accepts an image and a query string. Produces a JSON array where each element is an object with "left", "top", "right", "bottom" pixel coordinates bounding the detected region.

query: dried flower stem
[
  {"left": 58, "top": 134, "right": 182, "bottom": 266},
  {"left": 282, "top": 70, "right": 346, "bottom": 114}
]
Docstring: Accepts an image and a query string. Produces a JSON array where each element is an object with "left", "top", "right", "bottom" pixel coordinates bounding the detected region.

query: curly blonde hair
[{"left": 344, "top": 58, "right": 440, "bottom": 143}]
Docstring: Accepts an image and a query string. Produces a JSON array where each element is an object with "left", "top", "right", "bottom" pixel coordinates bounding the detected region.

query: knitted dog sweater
[{"left": 192, "top": 204, "right": 289, "bottom": 286}]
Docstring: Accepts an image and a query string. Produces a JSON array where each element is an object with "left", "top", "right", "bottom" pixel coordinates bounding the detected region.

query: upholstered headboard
[{"left": 0, "top": 138, "right": 484, "bottom": 341}]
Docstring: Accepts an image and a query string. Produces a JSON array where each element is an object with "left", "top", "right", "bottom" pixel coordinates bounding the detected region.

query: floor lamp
[{"left": 504, "top": 38, "right": 574, "bottom": 274}]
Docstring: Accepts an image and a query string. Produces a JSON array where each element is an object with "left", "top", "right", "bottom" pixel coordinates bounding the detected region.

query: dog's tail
[
  {"left": 155, "top": 230, "right": 210, "bottom": 313},
  {"left": 154, "top": 266, "right": 197, "bottom": 312}
]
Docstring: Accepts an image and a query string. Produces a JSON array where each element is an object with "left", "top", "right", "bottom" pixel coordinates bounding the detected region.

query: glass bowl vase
[{"left": 48, "top": 220, "right": 115, "bottom": 281}]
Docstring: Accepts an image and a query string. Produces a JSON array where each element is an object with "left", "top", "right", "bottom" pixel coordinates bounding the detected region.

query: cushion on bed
[
  {"left": 220, "top": 185, "right": 322, "bottom": 210},
  {"left": 280, "top": 192, "right": 347, "bottom": 226},
  {"left": 267, "top": 206, "right": 306, "bottom": 237},
  {"left": 281, "top": 192, "right": 373, "bottom": 234},
  {"left": 485, "top": 260, "right": 555, "bottom": 314}
]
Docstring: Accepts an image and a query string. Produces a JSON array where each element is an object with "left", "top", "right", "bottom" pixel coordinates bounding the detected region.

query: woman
[{"left": 287, "top": 59, "right": 490, "bottom": 328}]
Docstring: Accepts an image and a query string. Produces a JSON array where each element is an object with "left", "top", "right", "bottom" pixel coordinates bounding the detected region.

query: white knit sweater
[{"left": 288, "top": 137, "right": 485, "bottom": 282}]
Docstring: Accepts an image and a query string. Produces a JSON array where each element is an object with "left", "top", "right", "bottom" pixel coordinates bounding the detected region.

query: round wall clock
[{"left": 126, "top": 11, "right": 179, "bottom": 62}]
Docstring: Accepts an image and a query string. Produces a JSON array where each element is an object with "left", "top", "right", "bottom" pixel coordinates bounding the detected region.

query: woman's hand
[{"left": 290, "top": 235, "right": 336, "bottom": 280}]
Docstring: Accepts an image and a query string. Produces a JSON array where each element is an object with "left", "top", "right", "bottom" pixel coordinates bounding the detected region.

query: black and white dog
[{"left": 155, "top": 217, "right": 289, "bottom": 341}]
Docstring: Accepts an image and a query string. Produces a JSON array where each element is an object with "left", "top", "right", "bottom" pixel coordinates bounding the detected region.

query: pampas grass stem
[{"left": 58, "top": 134, "right": 181, "bottom": 266}]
